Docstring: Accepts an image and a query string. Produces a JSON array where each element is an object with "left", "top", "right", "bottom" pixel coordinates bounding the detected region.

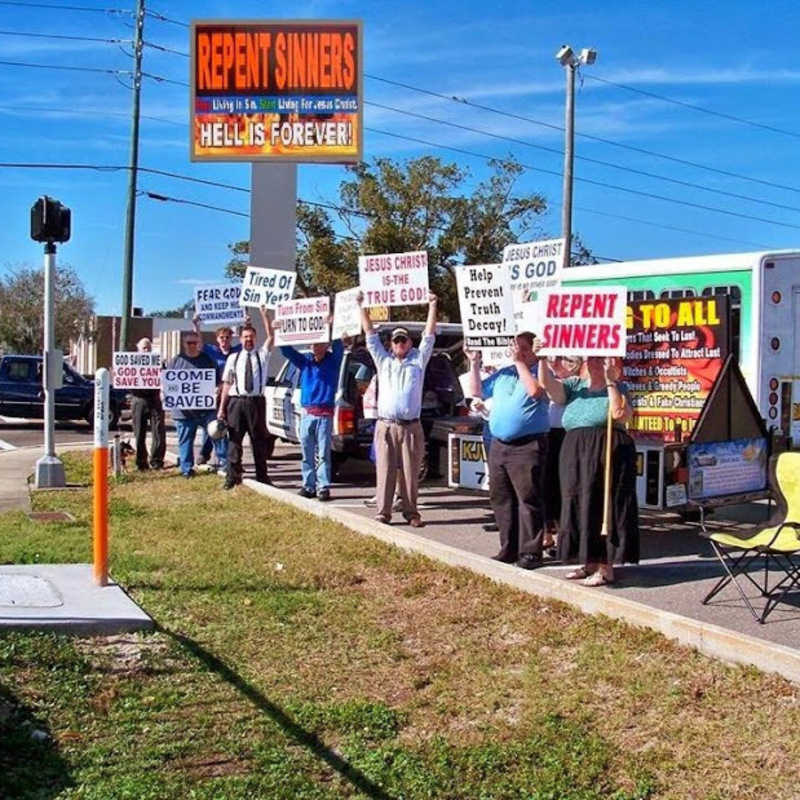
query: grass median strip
[{"left": 1, "top": 452, "right": 799, "bottom": 798}]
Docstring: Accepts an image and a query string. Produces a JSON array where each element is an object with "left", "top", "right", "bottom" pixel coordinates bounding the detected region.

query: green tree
[
  {"left": 149, "top": 299, "right": 194, "bottom": 318},
  {"left": 225, "top": 155, "right": 595, "bottom": 320},
  {"left": 0, "top": 265, "right": 94, "bottom": 354}
]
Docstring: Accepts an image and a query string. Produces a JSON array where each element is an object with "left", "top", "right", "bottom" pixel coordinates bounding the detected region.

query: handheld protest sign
[
  {"left": 518, "top": 286, "right": 627, "bottom": 357},
  {"left": 241, "top": 266, "right": 296, "bottom": 308},
  {"left": 332, "top": 287, "right": 362, "bottom": 340},
  {"left": 358, "top": 251, "right": 429, "bottom": 307},
  {"left": 161, "top": 367, "right": 217, "bottom": 411},
  {"left": 194, "top": 283, "right": 244, "bottom": 326},
  {"left": 112, "top": 351, "right": 161, "bottom": 389},
  {"left": 93, "top": 368, "right": 109, "bottom": 586},
  {"left": 502, "top": 237, "right": 565, "bottom": 328},
  {"left": 274, "top": 297, "right": 331, "bottom": 346},
  {"left": 455, "top": 263, "right": 515, "bottom": 366}
]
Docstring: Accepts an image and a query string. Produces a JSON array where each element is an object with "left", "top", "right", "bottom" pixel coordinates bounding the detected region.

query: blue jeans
[
  {"left": 175, "top": 414, "right": 215, "bottom": 475},
  {"left": 201, "top": 427, "right": 229, "bottom": 469},
  {"left": 300, "top": 412, "right": 333, "bottom": 493}
]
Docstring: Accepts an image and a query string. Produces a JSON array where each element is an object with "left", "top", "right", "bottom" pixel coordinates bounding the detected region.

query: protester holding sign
[
  {"left": 466, "top": 333, "right": 550, "bottom": 570},
  {"left": 538, "top": 356, "right": 639, "bottom": 586},
  {"left": 129, "top": 338, "right": 166, "bottom": 471},
  {"left": 163, "top": 332, "right": 218, "bottom": 478},
  {"left": 358, "top": 290, "right": 438, "bottom": 527},
  {"left": 218, "top": 318, "right": 274, "bottom": 489},
  {"left": 279, "top": 320, "right": 349, "bottom": 502}
]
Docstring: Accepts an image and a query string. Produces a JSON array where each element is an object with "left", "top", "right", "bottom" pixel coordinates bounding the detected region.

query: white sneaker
[
  {"left": 392, "top": 496, "right": 404, "bottom": 512},
  {"left": 363, "top": 496, "right": 377, "bottom": 507}
]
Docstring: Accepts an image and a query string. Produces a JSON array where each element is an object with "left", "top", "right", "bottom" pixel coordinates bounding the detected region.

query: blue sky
[{"left": 2, "top": 0, "right": 800, "bottom": 315}]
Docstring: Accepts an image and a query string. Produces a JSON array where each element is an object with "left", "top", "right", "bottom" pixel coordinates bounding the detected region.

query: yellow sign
[{"left": 368, "top": 305, "right": 389, "bottom": 322}]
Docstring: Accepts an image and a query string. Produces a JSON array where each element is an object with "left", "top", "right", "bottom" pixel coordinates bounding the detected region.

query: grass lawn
[{"left": 1, "top": 452, "right": 799, "bottom": 799}]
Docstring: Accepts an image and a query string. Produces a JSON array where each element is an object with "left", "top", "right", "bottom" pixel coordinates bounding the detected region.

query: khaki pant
[{"left": 375, "top": 419, "right": 423, "bottom": 520}]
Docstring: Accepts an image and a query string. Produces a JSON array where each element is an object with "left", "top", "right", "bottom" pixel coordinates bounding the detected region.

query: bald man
[{"left": 131, "top": 337, "right": 166, "bottom": 470}]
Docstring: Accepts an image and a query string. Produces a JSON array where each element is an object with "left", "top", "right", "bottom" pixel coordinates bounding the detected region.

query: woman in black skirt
[{"left": 538, "top": 355, "right": 639, "bottom": 586}]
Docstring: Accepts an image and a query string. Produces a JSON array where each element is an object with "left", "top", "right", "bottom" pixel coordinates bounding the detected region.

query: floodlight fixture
[
  {"left": 579, "top": 48, "right": 597, "bottom": 65},
  {"left": 555, "top": 45, "right": 574, "bottom": 66}
]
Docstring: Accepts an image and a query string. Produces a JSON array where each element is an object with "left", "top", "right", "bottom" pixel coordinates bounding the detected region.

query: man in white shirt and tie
[
  {"left": 357, "top": 290, "right": 438, "bottom": 527},
  {"left": 217, "top": 318, "right": 274, "bottom": 489}
]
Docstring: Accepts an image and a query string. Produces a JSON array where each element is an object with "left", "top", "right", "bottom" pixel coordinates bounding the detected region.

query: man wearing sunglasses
[{"left": 357, "top": 290, "right": 438, "bottom": 528}]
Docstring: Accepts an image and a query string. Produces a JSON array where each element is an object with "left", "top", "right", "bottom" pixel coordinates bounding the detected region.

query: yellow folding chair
[{"left": 701, "top": 452, "right": 800, "bottom": 624}]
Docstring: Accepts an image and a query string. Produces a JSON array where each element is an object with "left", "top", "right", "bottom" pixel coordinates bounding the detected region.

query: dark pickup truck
[{"left": 0, "top": 354, "right": 126, "bottom": 428}]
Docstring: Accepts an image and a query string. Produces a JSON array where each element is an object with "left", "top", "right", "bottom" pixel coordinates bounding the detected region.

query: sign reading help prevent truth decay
[
  {"left": 112, "top": 352, "right": 161, "bottom": 390},
  {"left": 517, "top": 286, "right": 627, "bottom": 357},
  {"left": 160, "top": 368, "right": 217, "bottom": 411},
  {"left": 454, "top": 264, "right": 515, "bottom": 366},
  {"left": 240, "top": 266, "right": 297, "bottom": 308},
  {"left": 274, "top": 297, "right": 331, "bottom": 346},
  {"left": 358, "top": 251, "right": 429, "bottom": 307},
  {"left": 194, "top": 283, "right": 244, "bottom": 325}
]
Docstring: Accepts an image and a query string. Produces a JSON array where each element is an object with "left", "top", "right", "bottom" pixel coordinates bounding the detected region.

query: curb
[{"left": 244, "top": 478, "right": 800, "bottom": 685}]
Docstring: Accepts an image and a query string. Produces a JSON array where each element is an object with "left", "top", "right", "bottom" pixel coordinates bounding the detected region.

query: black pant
[
  {"left": 488, "top": 435, "right": 547, "bottom": 560},
  {"left": 227, "top": 396, "right": 269, "bottom": 483},
  {"left": 131, "top": 395, "right": 166, "bottom": 469}
]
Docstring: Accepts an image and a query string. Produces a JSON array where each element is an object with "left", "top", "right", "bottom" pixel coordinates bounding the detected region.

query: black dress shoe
[
  {"left": 298, "top": 487, "right": 315, "bottom": 498},
  {"left": 482, "top": 523, "right": 499, "bottom": 532},
  {"left": 317, "top": 489, "right": 331, "bottom": 501},
  {"left": 491, "top": 552, "right": 517, "bottom": 564},
  {"left": 516, "top": 553, "right": 543, "bottom": 570}
]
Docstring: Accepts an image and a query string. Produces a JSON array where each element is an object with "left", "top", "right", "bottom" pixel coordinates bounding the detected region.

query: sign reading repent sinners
[{"left": 190, "top": 19, "right": 363, "bottom": 163}]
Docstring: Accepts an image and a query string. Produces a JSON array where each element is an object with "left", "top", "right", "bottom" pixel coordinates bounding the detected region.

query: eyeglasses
[
  {"left": 392, "top": 336, "right": 409, "bottom": 344},
  {"left": 185, "top": 340, "right": 200, "bottom": 347}
]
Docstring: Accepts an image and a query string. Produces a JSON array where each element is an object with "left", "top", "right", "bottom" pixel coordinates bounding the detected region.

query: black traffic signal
[{"left": 31, "top": 196, "right": 71, "bottom": 243}]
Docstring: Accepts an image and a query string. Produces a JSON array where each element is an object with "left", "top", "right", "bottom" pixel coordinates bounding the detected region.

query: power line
[
  {"left": 0, "top": 59, "right": 130, "bottom": 76},
  {"left": 0, "top": 0, "right": 128, "bottom": 11},
  {"left": 585, "top": 73, "right": 800, "bottom": 140},
  {"left": 364, "top": 126, "right": 800, "bottom": 232},
  {"left": 143, "top": 39, "right": 189, "bottom": 57},
  {"left": 0, "top": 103, "right": 183, "bottom": 126},
  {"left": 365, "top": 73, "right": 800, "bottom": 197},
  {"left": 140, "top": 190, "right": 248, "bottom": 218},
  {"left": 141, "top": 70, "right": 188, "bottom": 87},
  {"left": 366, "top": 99, "right": 800, "bottom": 216},
  {"left": 145, "top": 8, "right": 188, "bottom": 28},
  {"left": 0, "top": 29, "right": 128, "bottom": 44}
]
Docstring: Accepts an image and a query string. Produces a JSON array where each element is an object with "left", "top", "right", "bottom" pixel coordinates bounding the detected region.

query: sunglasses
[{"left": 392, "top": 336, "right": 409, "bottom": 344}]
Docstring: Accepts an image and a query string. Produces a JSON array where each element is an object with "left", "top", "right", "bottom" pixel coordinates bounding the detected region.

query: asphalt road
[{"left": 0, "top": 416, "right": 135, "bottom": 450}]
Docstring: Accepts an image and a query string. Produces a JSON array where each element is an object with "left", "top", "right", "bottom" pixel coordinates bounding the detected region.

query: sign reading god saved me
[
  {"left": 517, "top": 286, "right": 627, "bottom": 357},
  {"left": 160, "top": 368, "right": 216, "bottom": 411},
  {"left": 240, "top": 266, "right": 296, "bottom": 308},
  {"left": 194, "top": 283, "right": 244, "bottom": 326},
  {"left": 112, "top": 352, "right": 161, "bottom": 389},
  {"left": 358, "top": 251, "right": 429, "bottom": 307},
  {"left": 455, "top": 264, "right": 515, "bottom": 366},
  {"left": 275, "top": 297, "right": 331, "bottom": 346}
]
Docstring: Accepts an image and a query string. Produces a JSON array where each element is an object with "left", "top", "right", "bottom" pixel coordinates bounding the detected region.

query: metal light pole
[
  {"left": 556, "top": 45, "right": 597, "bottom": 269},
  {"left": 120, "top": 0, "right": 145, "bottom": 351}
]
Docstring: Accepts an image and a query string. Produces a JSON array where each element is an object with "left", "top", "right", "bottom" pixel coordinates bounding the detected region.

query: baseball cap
[{"left": 390, "top": 327, "right": 410, "bottom": 341}]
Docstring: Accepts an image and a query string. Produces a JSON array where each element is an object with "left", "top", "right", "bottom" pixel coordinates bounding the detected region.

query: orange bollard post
[{"left": 92, "top": 368, "right": 110, "bottom": 586}]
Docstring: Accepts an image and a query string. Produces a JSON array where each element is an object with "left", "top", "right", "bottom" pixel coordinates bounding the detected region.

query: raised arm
[
  {"left": 191, "top": 314, "right": 202, "bottom": 335},
  {"left": 464, "top": 345, "right": 484, "bottom": 400},
  {"left": 424, "top": 292, "right": 438, "bottom": 337},
  {"left": 356, "top": 290, "right": 373, "bottom": 334},
  {"left": 604, "top": 358, "right": 632, "bottom": 422},
  {"left": 279, "top": 345, "right": 307, "bottom": 369},
  {"left": 512, "top": 339, "right": 544, "bottom": 399},
  {"left": 537, "top": 354, "right": 566, "bottom": 405},
  {"left": 259, "top": 305, "right": 274, "bottom": 352}
]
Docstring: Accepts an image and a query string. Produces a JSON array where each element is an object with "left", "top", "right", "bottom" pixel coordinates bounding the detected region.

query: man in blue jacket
[{"left": 280, "top": 333, "right": 348, "bottom": 501}]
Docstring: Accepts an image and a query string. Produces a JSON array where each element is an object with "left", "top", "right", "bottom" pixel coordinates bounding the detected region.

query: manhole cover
[
  {"left": 0, "top": 574, "right": 63, "bottom": 607},
  {"left": 27, "top": 512, "right": 75, "bottom": 523}
]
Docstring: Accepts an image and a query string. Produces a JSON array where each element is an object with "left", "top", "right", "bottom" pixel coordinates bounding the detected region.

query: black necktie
[{"left": 244, "top": 352, "right": 254, "bottom": 393}]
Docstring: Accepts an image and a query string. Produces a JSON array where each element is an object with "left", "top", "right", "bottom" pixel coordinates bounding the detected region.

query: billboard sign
[{"left": 190, "top": 19, "right": 363, "bottom": 163}]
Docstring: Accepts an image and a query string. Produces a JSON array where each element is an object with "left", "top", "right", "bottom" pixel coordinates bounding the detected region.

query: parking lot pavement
[{"left": 262, "top": 441, "right": 800, "bottom": 658}]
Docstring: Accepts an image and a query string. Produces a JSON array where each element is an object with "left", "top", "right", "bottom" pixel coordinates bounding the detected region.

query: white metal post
[{"left": 34, "top": 242, "right": 66, "bottom": 489}]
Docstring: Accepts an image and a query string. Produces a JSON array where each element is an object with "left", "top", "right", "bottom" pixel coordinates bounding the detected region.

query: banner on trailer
[
  {"left": 112, "top": 352, "right": 161, "bottom": 389},
  {"left": 502, "top": 237, "right": 565, "bottom": 327},
  {"left": 240, "top": 265, "right": 296, "bottom": 308},
  {"left": 687, "top": 437, "right": 768, "bottom": 500},
  {"left": 191, "top": 19, "right": 363, "bottom": 163},
  {"left": 358, "top": 250, "right": 429, "bottom": 307},
  {"left": 194, "top": 283, "right": 244, "bottom": 326},
  {"left": 274, "top": 296, "right": 330, "bottom": 346},
  {"left": 516, "top": 286, "right": 627, "bottom": 357},
  {"left": 625, "top": 296, "right": 730, "bottom": 443},
  {"left": 161, "top": 368, "right": 216, "bottom": 411},
  {"left": 454, "top": 264, "right": 515, "bottom": 366},
  {"left": 332, "top": 286, "right": 361, "bottom": 340}
]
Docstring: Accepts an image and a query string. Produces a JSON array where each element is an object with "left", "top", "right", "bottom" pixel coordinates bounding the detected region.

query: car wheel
[{"left": 109, "top": 406, "right": 120, "bottom": 431}]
